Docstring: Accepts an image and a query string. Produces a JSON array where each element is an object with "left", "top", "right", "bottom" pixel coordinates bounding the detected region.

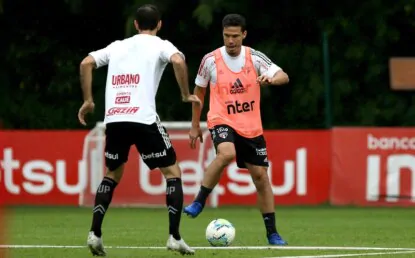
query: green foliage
[
  {"left": 192, "top": 3, "right": 213, "bottom": 29},
  {"left": 321, "top": 0, "right": 415, "bottom": 126},
  {"left": 1, "top": 0, "right": 414, "bottom": 129},
  {"left": 63, "top": 0, "right": 83, "bottom": 14}
]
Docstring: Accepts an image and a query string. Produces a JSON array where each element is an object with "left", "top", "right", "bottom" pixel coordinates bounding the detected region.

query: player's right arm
[
  {"left": 161, "top": 40, "right": 200, "bottom": 104},
  {"left": 189, "top": 53, "right": 214, "bottom": 148},
  {"left": 191, "top": 86, "right": 206, "bottom": 128},
  {"left": 189, "top": 85, "right": 206, "bottom": 149},
  {"left": 192, "top": 53, "right": 213, "bottom": 128},
  {"left": 78, "top": 42, "right": 115, "bottom": 125}
]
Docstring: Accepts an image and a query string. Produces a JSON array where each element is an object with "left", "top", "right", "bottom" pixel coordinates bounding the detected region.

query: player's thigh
[
  {"left": 104, "top": 122, "right": 133, "bottom": 172},
  {"left": 210, "top": 124, "right": 237, "bottom": 162},
  {"left": 237, "top": 134, "right": 269, "bottom": 169},
  {"left": 134, "top": 121, "right": 177, "bottom": 171}
]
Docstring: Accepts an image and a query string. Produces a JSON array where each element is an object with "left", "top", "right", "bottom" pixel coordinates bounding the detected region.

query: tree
[{"left": 0, "top": 0, "right": 414, "bottom": 129}]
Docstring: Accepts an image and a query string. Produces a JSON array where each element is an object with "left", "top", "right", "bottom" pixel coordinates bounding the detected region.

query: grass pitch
[{"left": 3, "top": 206, "right": 415, "bottom": 257}]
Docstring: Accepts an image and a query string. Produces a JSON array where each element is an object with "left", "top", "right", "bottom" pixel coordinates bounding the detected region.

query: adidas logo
[{"left": 230, "top": 78, "right": 246, "bottom": 94}]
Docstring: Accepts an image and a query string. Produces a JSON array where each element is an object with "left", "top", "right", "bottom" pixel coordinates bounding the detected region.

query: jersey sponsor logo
[
  {"left": 216, "top": 127, "right": 228, "bottom": 133},
  {"left": 215, "top": 82, "right": 252, "bottom": 96},
  {"left": 216, "top": 127, "right": 229, "bottom": 139},
  {"left": 229, "top": 78, "right": 246, "bottom": 94},
  {"left": 115, "top": 96, "right": 130, "bottom": 104},
  {"left": 111, "top": 74, "right": 140, "bottom": 88},
  {"left": 219, "top": 132, "right": 228, "bottom": 139},
  {"left": 256, "top": 148, "right": 267, "bottom": 156},
  {"left": 141, "top": 149, "right": 167, "bottom": 160},
  {"left": 104, "top": 152, "right": 119, "bottom": 160},
  {"left": 116, "top": 92, "right": 131, "bottom": 96},
  {"left": 106, "top": 107, "right": 139, "bottom": 116},
  {"left": 226, "top": 100, "right": 255, "bottom": 114}
]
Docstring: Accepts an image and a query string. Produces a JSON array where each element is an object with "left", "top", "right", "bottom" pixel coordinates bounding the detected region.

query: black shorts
[
  {"left": 104, "top": 121, "right": 176, "bottom": 171},
  {"left": 209, "top": 124, "right": 269, "bottom": 169}
]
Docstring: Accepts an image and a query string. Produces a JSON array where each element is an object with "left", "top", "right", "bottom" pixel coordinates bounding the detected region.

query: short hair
[
  {"left": 222, "top": 14, "right": 246, "bottom": 31},
  {"left": 135, "top": 4, "right": 161, "bottom": 31}
]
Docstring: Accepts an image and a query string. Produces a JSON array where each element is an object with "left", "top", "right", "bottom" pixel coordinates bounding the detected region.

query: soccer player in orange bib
[{"left": 184, "top": 14, "right": 289, "bottom": 245}]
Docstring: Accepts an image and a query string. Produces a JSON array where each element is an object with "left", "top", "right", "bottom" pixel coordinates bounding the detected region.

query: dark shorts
[
  {"left": 104, "top": 121, "right": 176, "bottom": 171},
  {"left": 209, "top": 124, "right": 269, "bottom": 169}
]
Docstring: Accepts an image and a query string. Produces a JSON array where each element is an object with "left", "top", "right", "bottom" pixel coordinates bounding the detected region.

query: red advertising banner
[
  {"left": 0, "top": 130, "right": 331, "bottom": 206},
  {"left": 331, "top": 127, "right": 415, "bottom": 206},
  {"left": 1, "top": 131, "right": 88, "bottom": 205},
  {"left": 6, "top": 127, "right": 415, "bottom": 207}
]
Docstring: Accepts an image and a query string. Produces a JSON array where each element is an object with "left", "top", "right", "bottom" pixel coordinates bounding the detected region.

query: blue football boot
[
  {"left": 267, "top": 233, "right": 288, "bottom": 245},
  {"left": 183, "top": 202, "right": 203, "bottom": 218}
]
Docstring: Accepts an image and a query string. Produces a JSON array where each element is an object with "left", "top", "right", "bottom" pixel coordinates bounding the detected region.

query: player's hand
[
  {"left": 189, "top": 126, "right": 203, "bottom": 149},
  {"left": 257, "top": 75, "right": 273, "bottom": 85},
  {"left": 182, "top": 94, "right": 202, "bottom": 105},
  {"left": 78, "top": 100, "right": 95, "bottom": 126}
]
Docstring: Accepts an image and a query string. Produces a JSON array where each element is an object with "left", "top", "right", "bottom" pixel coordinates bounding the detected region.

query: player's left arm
[
  {"left": 252, "top": 49, "right": 289, "bottom": 86},
  {"left": 267, "top": 69, "right": 289, "bottom": 85}
]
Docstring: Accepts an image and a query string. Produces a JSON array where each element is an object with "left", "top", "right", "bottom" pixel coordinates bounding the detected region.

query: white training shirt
[
  {"left": 89, "top": 34, "right": 183, "bottom": 125},
  {"left": 195, "top": 46, "right": 281, "bottom": 87}
]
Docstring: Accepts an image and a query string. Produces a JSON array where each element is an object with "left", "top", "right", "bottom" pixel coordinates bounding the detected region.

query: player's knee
[
  {"left": 216, "top": 143, "right": 236, "bottom": 165},
  {"left": 251, "top": 167, "right": 269, "bottom": 186},
  {"left": 105, "top": 163, "right": 125, "bottom": 183},
  {"left": 160, "top": 162, "right": 181, "bottom": 179},
  {"left": 216, "top": 151, "right": 236, "bottom": 165}
]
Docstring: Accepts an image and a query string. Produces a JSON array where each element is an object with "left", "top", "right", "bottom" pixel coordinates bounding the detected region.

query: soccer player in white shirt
[{"left": 77, "top": 4, "right": 199, "bottom": 256}]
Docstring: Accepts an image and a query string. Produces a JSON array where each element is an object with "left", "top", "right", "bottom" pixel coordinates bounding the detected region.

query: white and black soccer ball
[{"left": 205, "top": 218, "right": 236, "bottom": 247}]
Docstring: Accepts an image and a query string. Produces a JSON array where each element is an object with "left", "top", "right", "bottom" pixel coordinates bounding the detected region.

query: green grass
[{"left": 4, "top": 206, "right": 415, "bottom": 257}]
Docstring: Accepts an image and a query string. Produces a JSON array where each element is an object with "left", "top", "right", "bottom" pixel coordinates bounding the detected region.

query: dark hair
[
  {"left": 135, "top": 4, "right": 161, "bottom": 31},
  {"left": 222, "top": 14, "right": 246, "bottom": 31}
]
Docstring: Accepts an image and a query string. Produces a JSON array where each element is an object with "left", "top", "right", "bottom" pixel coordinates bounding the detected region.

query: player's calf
[
  {"left": 185, "top": 139, "right": 236, "bottom": 218},
  {"left": 247, "top": 163, "right": 287, "bottom": 244},
  {"left": 250, "top": 167, "right": 274, "bottom": 213},
  {"left": 90, "top": 175, "right": 118, "bottom": 238},
  {"left": 160, "top": 163, "right": 186, "bottom": 241},
  {"left": 165, "top": 177, "right": 183, "bottom": 240},
  {"left": 184, "top": 147, "right": 235, "bottom": 218}
]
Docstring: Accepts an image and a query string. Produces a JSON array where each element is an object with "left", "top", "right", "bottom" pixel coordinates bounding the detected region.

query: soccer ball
[{"left": 205, "top": 218, "right": 236, "bottom": 247}]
